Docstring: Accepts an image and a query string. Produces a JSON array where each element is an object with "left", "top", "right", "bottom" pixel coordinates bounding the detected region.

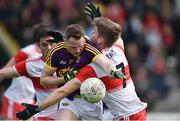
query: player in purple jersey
[
  {"left": 16, "top": 24, "right": 125, "bottom": 120},
  {"left": 41, "top": 24, "right": 124, "bottom": 120},
  {"left": 40, "top": 24, "right": 124, "bottom": 87}
]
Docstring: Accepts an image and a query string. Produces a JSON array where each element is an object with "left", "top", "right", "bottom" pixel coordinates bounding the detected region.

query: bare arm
[
  {"left": 39, "top": 78, "right": 81, "bottom": 110},
  {"left": 94, "top": 55, "right": 116, "bottom": 76},
  {"left": 3, "top": 58, "right": 16, "bottom": 68},
  {"left": 0, "top": 67, "right": 19, "bottom": 82},
  {"left": 40, "top": 66, "right": 65, "bottom": 87}
]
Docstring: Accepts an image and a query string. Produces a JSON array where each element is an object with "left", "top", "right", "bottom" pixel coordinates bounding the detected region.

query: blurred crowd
[{"left": 0, "top": 0, "right": 180, "bottom": 111}]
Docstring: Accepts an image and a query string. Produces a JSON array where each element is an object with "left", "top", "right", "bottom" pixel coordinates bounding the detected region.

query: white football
[{"left": 80, "top": 77, "right": 106, "bottom": 103}]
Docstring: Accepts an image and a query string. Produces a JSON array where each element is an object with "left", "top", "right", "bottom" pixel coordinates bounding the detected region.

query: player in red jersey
[
  {"left": 0, "top": 24, "right": 63, "bottom": 120},
  {"left": 0, "top": 24, "right": 44, "bottom": 120}
]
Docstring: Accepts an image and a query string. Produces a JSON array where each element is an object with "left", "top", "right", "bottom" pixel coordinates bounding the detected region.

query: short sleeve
[
  {"left": 76, "top": 65, "right": 97, "bottom": 83},
  {"left": 45, "top": 43, "right": 64, "bottom": 71},
  {"left": 13, "top": 51, "right": 28, "bottom": 63},
  {"left": 14, "top": 60, "right": 28, "bottom": 76}
]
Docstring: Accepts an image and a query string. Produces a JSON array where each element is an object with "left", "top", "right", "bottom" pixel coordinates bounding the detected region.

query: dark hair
[
  {"left": 93, "top": 17, "right": 121, "bottom": 47},
  {"left": 65, "top": 24, "right": 85, "bottom": 40},
  {"left": 32, "top": 24, "right": 52, "bottom": 43}
]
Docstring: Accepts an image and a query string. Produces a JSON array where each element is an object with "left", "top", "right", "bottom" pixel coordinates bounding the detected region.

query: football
[{"left": 80, "top": 77, "right": 106, "bottom": 103}]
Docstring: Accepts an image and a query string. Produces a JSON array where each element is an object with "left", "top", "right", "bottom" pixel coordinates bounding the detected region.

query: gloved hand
[
  {"left": 84, "top": 2, "right": 101, "bottom": 20},
  {"left": 47, "top": 30, "right": 64, "bottom": 43},
  {"left": 110, "top": 70, "right": 126, "bottom": 88},
  {"left": 110, "top": 70, "right": 126, "bottom": 79},
  {"left": 16, "top": 103, "right": 41, "bottom": 120},
  {"left": 64, "top": 70, "right": 78, "bottom": 82}
]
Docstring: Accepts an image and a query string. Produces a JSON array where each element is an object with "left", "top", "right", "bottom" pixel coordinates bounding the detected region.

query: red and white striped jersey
[
  {"left": 76, "top": 37, "right": 147, "bottom": 118},
  {"left": 14, "top": 56, "right": 59, "bottom": 119},
  {"left": 4, "top": 44, "right": 41, "bottom": 103}
]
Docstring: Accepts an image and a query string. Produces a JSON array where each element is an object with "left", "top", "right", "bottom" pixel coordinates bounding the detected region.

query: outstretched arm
[
  {"left": 40, "top": 78, "right": 81, "bottom": 109},
  {"left": 84, "top": 2, "right": 101, "bottom": 20},
  {"left": 0, "top": 67, "right": 19, "bottom": 82},
  {"left": 94, "top": 55, "right": 126, "bottom": 79},
  {"left": 16, "top": 78, "right": 81, "bottom": 120},
  {"left": 84, "top": 2, "right": 126, "bottom": 80}
]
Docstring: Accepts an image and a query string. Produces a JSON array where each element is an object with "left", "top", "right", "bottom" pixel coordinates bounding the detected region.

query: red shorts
[
  {"left": 113, "top": 109, "right": 146, "bottom": 121},
  {"left": 0, "top": 96, "right": 34, "bottom": 120},
  {"left": 33, "top": 117, "right": 54, "bottom": 121}
]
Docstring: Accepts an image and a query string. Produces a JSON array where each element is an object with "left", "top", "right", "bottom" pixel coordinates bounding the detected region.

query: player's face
[
  {"left": 39, "top": 36, "right": 56, "bottom": 57},
  {"left": 66, "top": 36, "right": 85, "bottom": 57},
  {"left": 91, "top": 27, "right": 102, "bottom": 45}
]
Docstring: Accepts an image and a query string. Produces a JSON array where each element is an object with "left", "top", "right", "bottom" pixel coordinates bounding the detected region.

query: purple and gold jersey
[{"left": 45, "top": 40, "right": 102, "bottom": 77}]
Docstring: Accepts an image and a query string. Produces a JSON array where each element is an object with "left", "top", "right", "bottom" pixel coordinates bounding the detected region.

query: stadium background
[{"left": 0, "top": 0, "right": 180, "bottom": 120}]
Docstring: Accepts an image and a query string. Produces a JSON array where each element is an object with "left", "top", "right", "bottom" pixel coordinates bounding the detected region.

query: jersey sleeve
[
  {"left": 44, "top": 43, "right": 64, "bottom": 71},
  {"left": 85, "top": 43, "right": 103, "bottom": 62},
  {"left": 14, "top": 60, "right": 28, "bottom": 76},
  {"left": 13, "top": 50, "right": 28, "bottom": 63},
  {"left": 72, "top": 43, "right": 103, "bottom": 70},
  {"left": 76, "top": 65, "right": 97, "bottom": 83},
  {"left": 84, "top": 43, "right": 104, "bottom": 64}
]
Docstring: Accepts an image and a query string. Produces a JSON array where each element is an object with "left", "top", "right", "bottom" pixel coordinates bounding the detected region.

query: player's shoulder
[
  {"left": 48, "top": 42, "right": 66, "bottom": 54},
  {"left": 85, "top": 38, "right": 97, "bottom": 47},
  {"left": 20, "top": 43, "right": 41, "bottom": 57},
  {"left": 84, "top": 39, "right": 101, "bottom": 53},
  {"left": 26, "top": 55, "right": 43, "bottom": 63},
  {"left": 21, "top": 44, "right": 36, "bottom": 51},
  {"left": 113, "top": 37, "right": 124, "bottom": 51},
  {"left": 25, "top": 56, "right": 44, "bottom": 69}
]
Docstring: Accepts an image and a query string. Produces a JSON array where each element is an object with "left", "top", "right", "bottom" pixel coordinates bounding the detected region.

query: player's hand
[
  {"left": 16, "top": 103, "right": 41, "bottom": 120},
  {"left": 47, "top": 30, "right": 64, "bottom": 43},
  {"left": 110, "top": 70, "right": 126, "bottom": 79},
  {"left": 110, "top": 70, "right": 126, "bottom": 88},
  {"left": 84, "top": 2, "right": 101, "bottom": 20},
  {"left": 64, "top": 70, "right": 78, "bottom": 82}
]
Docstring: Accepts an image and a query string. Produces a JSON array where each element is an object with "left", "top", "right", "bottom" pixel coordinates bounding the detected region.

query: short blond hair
[
  {"left": 93, "top": 17, "right": 121, "bottom": 47},
  {"left": 65, "top": 24, "right": 85, "bottom": 40}
]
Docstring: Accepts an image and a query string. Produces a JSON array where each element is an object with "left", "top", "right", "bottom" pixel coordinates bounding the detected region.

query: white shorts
[{"left": 59, "top": 98, "right": 103, "bottom": 120}]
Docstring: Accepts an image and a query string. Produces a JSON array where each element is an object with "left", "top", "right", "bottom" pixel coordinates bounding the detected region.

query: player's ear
[{"left": 97, "top": 36, "right": 104, "bottom": 45}]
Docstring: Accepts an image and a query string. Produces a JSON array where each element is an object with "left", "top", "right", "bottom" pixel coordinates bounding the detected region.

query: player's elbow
[{"left": 40, "top": 77, "right": 48, "bottom": 88}]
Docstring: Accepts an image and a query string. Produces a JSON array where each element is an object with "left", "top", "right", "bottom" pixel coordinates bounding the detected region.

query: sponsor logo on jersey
[
  {"left": 60, "top": 60, "right": 66, "bottom": 65},
  {"left": 35, "top": 68, "right": 42, "bottom": 73}
]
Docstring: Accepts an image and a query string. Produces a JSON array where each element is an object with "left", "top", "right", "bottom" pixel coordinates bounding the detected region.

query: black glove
[
  {"left": 84, "top": 2, "right": 101, "bottom": 20},
  {"left": 110, "top": 70, "right": 126, "bottom": 88},
  {"left": 47, "top": 30, "right": 64, "bottom": 43},
  {"left": 16, "top": 103, "right": 41, "bottom": 120},
  {"left": 64, "top": 70, "right": 78, "bottom": 82}
]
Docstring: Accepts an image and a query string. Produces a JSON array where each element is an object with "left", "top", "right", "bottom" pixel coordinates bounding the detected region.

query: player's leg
[
  {"left": 0, "top": 96, "right": 34, "bottom": 120},
  {"left": 56, "top": 108, "right": 78, "bottom": 120},
  {"left": 129, "top": 109, "right": 146, "bottom": 121},
  {"left": 71, "top": 98, "right": 103, "bottom": 120},
  {"left": 0, "top": 96, "right": 9, "bottom": 119},
  {"left": 115, "top": 109, "right": 147, "bottom": 121},
  {"left": 55, "top": 98, "right": 79, "bottom": 120}
]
